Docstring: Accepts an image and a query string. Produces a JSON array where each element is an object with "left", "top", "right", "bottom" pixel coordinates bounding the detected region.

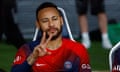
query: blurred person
[
  {"left": 0, "top": 0, "right": 26, "bottom": 49},
  {"left": 11, "top": 2, "right": 91, "bottom": 72},
  {"left": 75, "top": 0, "right": 112, "bottom": 49},
  {"left": 112, "top": 48, "right": 120, "bottom": 72}
]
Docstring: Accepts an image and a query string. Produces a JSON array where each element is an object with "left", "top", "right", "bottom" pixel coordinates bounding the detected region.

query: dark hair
[{"left": 36, "top": 2, "right": 61, "bottom": 21}]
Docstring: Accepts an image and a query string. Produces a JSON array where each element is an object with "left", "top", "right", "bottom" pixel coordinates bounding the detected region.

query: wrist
[{"left": 27, "top": 54, "right": 37, "bottom": 65}]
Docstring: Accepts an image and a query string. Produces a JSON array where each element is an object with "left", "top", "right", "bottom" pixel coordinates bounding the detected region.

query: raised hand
[{"left": 27, "top": 32, "right": 53, "bottom": 65}]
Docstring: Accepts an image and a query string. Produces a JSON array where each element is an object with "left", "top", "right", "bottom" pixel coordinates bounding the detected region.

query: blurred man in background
[
  {"left": 0, "top": 0, "right": 26, "bottom": 49},
  {"left": 75, "top": 0, "right": 112, "bottom": 49}
]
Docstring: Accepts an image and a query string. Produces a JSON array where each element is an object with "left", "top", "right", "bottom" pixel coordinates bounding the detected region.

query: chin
[
  {"left": 50, "top": 33, "right": 60, "bottom": 40},
  {"left": 48, "top": 31, "right": 57, "bottom": 36}
]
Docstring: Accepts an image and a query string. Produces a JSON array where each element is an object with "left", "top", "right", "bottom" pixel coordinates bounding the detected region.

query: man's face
[{"left": 36, "top": 7, "right": 63, "bottom": 40}]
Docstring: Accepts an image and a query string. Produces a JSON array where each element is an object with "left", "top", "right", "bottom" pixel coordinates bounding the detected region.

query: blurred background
[{"left": 0, "top": 0, "right": 120, "bottom": 72}]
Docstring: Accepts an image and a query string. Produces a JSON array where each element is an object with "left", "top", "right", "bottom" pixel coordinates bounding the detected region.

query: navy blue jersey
[{"left": 112, "top": 48, "right": 120, "bottom": 72}]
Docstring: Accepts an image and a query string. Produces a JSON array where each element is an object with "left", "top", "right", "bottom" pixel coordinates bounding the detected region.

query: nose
[{"left": 48, "top": 20, "right": 54, "bottom": 27}]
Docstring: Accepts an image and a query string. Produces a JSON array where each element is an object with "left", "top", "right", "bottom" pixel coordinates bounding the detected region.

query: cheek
[
  {"left": 40, "top": 25, "right": 48, "bottom": 31},
  {"left": 57, "top": 24, "right": 62, "bottom": 30},
  {"left": 55, "top": 22, "right": 62, "bottom": 28}
]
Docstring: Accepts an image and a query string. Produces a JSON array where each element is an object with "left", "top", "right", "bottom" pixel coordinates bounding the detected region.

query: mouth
[{"left": 48, "top": 28, "right": 57, "bottom": 33}]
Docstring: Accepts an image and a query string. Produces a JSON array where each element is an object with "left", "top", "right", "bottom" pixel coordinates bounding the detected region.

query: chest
[{"left": 32, "top": 48, "right": 79, "bottom": 72}]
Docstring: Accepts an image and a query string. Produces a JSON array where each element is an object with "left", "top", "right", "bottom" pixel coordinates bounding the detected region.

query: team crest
[{"left": 64, "top": 61, "right": 72, "bottom": 69}]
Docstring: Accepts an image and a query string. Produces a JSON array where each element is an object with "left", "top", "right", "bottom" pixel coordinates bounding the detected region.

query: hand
[{"left": 27, "top": 32, "right": 53, "bottom": 65}]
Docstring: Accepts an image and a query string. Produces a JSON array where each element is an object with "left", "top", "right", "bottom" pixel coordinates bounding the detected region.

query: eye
[
  {"left": 52, "top": 16, "right": 58, "bottom": 21},
  {"left": 41, "top": 19, "right": 48, "bottom": 23}
]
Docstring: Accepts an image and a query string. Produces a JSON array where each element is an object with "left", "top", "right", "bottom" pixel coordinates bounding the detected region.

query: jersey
[
  {"left": 11, "top": 38, "right": 91, "bottom": 72},
  {"left": 112, "top": 48, "right": 120, "bottom": 72}
]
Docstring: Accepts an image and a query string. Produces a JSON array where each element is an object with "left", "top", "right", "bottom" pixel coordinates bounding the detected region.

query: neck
[{"left": 47, "top": 36, "right": 62, "bottom": 50}]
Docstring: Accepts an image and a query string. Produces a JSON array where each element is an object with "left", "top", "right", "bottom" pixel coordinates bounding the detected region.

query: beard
[{"left": 41, "top": 26, "right": 62, "bottom": 41}]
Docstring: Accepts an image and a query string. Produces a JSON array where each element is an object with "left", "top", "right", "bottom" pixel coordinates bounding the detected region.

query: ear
[{"left": 36, "top": 21, "right": 40, "bottom": 29}]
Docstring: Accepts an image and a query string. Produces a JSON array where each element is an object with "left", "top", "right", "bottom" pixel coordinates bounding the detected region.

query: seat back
[
  {"left": 109, "top": 41, "right": 120, "bottom": 72},
  {"left": 32, "top": 7, "right": 74, "bottom": 41}
]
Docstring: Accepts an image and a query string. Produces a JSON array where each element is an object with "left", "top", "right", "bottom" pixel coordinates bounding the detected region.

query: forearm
[
  {"left": 27, "top": 54, "right": 37, "bottom": 65},
  {"left": 11, "top": 61, "right": 31, "bottom": 72}
]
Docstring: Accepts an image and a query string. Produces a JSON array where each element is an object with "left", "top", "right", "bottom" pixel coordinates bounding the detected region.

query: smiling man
[{"left": 11, "top": 2, "right": 91, "bottom": 72}]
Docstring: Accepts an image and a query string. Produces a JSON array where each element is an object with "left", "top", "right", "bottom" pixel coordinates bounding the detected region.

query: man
[
  {"left": 0, "top": 0, "right": 26, "bottom": 49},
  {"left": 11, "top": 2, "right": 91, "bottom": 72},
  {"left": 75, "top": 0, "right": 112, "bottom": 49}
]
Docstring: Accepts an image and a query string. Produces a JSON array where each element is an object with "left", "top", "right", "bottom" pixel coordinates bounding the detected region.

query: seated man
[
  {"left": 11, "top": 2, "right": 91, "bottom": 72},
  {"left": 112, "top": 48, "right": 120, "bottom": 72}
]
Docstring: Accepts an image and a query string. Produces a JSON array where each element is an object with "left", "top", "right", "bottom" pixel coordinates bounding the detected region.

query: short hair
[{"left": 36, "top": 2, "right": 61, "bottom": 21}]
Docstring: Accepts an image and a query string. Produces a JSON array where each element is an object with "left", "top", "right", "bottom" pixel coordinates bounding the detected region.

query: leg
[
  {"left": 75, "top": 0, "right": 91, "bottom": 48},
  {"left": 91, "top": 0, "right": 112, "bottom": 49},
  {"left": 98, "top": 12, "right": 112, "bottom": 49},
  {"left": 5, "top": 12, "right": 26, "bottom": 49},
  {"left": 75, "top": 0, "right": 88, "bottom": 33},
  {"left": 98, "top": 13, "right": 107, "bottom": 34},
  {"left": 0, "top": 24, "right": 3, "bottom": 41},
  {"left": 79, "top": 15, "right": 91, "bottom": 48},
  {"left": 79, "top": 15, "right": 88, "bottom": 33},
  {"left": 0, "top": 18, "right": 4, "bottom": 41}
]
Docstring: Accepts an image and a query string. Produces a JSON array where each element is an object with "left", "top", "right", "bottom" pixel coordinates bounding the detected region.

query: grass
[
  {"left": 0, "top": 40, "right": 111, "bottom": 72},
  {"left": 0, "top": 43, "right": 17, "bottom": 72},
  {"left": 88, "top": 41, "right": 110, "bottom": 71}
]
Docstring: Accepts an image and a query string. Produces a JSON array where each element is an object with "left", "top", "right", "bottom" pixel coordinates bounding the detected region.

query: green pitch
[{"left": 0, "top": 43, "right": 17, "bottom": 72}]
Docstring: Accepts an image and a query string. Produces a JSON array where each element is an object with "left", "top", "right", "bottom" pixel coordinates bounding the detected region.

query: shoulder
[
  {"left": 18, "top": 40, "right": 40, "bottom": 53},
  {"left": 63, "top": 38, "right": 85, "bottom": 49},
  {"left": 63, "top": 38, "right": 90, "bottom": 65},
  {"left": 62, "top": 38, "right": 87, "bottom": 54},
  {"left": 114, "top": 48, "right": 120, "bottom": 60},
  {"left": 27, "top": 40, "right": 40, "bottom": 51},
  {"left": 115, "top": 48, "right": 120, "bottom": 56}
]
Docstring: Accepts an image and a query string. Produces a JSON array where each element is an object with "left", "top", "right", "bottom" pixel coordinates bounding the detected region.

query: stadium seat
[
  {"left": 32, "top": 7, "right": 74, "bottom": 41},
  {"left": 109, "top": 41, "right": 120, "bottom": 72}
]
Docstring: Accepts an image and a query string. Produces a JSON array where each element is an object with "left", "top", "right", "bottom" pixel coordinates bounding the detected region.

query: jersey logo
[
  {"left": 81, "top": 64, "right": 91, "bottom": 69},
  {"left": 64, "top": 61, "right": 72, "bottom": 69},
  {"left": 36, "top": 63, "right": 46, "bottom": 67},
  {"left": 13, "top": 56, "right": 22, "bottom": 63},
  {"left": 113, "top": 65, "right": 120, "bottom": 71}
]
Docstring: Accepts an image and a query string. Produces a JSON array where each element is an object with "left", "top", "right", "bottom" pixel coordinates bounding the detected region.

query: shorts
[{"left": 76, "top": 0, "right": 105, "bottom": 15}]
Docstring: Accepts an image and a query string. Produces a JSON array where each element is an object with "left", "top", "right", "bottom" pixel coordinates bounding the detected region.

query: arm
[
  {"left": 73, "top": 43, "right": 91, "bottom": 72},
  {"left": 79, "top": 47, "right": 91, "bottom": 72},
  {"left": 11, "top": 61, "right": 31, "bottom": 72},
  {"left": 11, "top": 44, "right": 40, "bottom": 72},
  {"left": 11, "top": 44, "right": 32, "bottom": 72},
  {"left": 11, "top": 32, "right": 53, "bottom": 72}
]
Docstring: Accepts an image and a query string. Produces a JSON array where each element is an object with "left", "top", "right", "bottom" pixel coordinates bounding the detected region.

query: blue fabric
[
  {"left": 114, "top": 48, "right": 120, "bottom": 64},
  {"left": 11, "top": 61, "right": 31, "bottom": 72},
  {"left": 11, "top": 41, "right": 39, "bottom": 72}
]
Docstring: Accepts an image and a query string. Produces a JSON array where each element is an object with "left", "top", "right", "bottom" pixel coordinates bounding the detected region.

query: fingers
[
  {"left": 40, "top": 32, "right": 53, "bottom": 45},
  {"left": 45, "top": 34, "right": 53, "bottom": 44},
  {"left": 47, "top": 51, "right": 51, "bottom": 55},
  {"left": 40, "top": 32, "right": 46, "bottom": 44},
  {"left": 37, "top": 45, "right": 47, "bottom": 53},
  {"left": 33, "top": 45, "right": 47, "bottom": 57}
]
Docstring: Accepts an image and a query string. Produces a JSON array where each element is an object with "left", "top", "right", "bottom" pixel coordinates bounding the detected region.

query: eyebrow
[
  {"left": 40, "top": 18, "right": 48, "bottom": 21},
  {"left": 40, "top": 16, "right": 59, "bottom": 20}
]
